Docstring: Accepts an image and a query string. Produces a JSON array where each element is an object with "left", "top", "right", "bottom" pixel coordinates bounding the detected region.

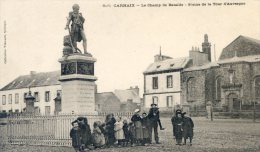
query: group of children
[
  {"left": 70, "top": 112, "right": 152, "bottom": 152},
  {"left": 70, "top": 109, "right": 194, "bottom": 151},
  {"left": 171, "top": 109, "right": 194, "bottom": 146}
]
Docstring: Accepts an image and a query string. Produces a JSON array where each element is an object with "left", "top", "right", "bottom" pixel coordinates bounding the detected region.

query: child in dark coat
[
  {"left": 70, "top": 122, "right": 81, "bottom": 152},
  {"left": 182, "top": 113, "right": 194, "bottom": 145},
  {"left": 171, "top": 110, "right": 183, "bottom": 145},
  {"left": 128, "top": 122, "right": 135, "bottom": 146},
  {"left": 122, "top": 120, "right": 129, "bottom": 146},
  {"left": 72, "top": 117, "right": 93, "bottom": 151},
  {"left": 105, "top": 114, "right": 116, "bottom": 147}
]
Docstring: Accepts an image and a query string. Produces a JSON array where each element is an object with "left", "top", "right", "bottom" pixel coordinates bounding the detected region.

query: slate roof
[
  {"left": 95, "top": 92, "right": 121, "bottom": 104},
  {"left": 219, "top": 35, "right": 260, "bottom": 60},
  {"left": 184, "top": 55, "right": 260, "bottom": 72},
  {"left": 185, "top": 36, "right": 260, "bottom": 72},
  {"left": 218, "top": 54, "right": 260, "bottom": 64},
  {"left": 144, "top": 57, "right": 191, "bottom": 74},
  {"left": 0, "top": 71, "right": 60, "bottom": 91},
  {"left": 184, "top": 62, "right": 219, "bottom": 72},
  {"left": 114, "top": 89, "right": 141, "bottom": 103}
]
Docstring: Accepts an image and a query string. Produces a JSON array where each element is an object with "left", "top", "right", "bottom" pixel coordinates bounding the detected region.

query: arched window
[
  {"left": 255, "top": 76, "right": 260, "bottom": 103},
  {"left": 187, "top": 77, "right": 196, "bottom": 101},
  {"left": 215, "top": 76, "right": 222, "bottom": 101}
]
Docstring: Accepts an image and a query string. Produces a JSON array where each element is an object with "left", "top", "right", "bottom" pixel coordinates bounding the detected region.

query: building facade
[
  {"left": 0, "top": 71, "right": 61, "bottom": 115},
  {"left": 143, "top": 53, "right": 191, "bottom": 111},
  {"left": 0, "top": 71, "right": 142, "bottom": 115},
  {"left": 181, "top": 35, "right": 260, "bottom": 111},
  {"left": 95, "top": 92, "right": 121, "bottom": 113}
]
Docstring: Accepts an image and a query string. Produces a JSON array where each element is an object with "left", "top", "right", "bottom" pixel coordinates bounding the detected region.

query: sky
[{"left": 0, "top": 0, "right": 260, "bottom": 94}]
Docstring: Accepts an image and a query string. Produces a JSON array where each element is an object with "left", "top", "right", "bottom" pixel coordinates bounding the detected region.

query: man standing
[{"left": 147, "top": 103, "right": 164, "bottom": 144}]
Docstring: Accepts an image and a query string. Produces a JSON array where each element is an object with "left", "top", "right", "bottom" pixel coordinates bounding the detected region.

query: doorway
[{"left": 227, "top": 93, "right": 240, "bottom": 112}]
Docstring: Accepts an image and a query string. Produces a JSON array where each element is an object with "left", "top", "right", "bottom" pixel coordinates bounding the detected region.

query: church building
[{"left": 182, "top": 35, "right": 260, "bottom": 111}]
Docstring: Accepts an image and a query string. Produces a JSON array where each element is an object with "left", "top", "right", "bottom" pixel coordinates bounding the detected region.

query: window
[
  {"left": 167, "top": 75, "right": 173, "bottom": 88},
  {"left": 98, "top": 104, "right": 101, "bottom": 110},
  {"left": 24, "top": 93, "right": 27, "bottom": 103},
  {"left": 216, "top": 77, "right": 222, "bottom": 100},
  {"left": 45, "top": 106, "right": 51, "bottom": 115},
  {"left": 2, "top": 110, "right": 6, "bottom": 113},
  {"left": 45, "top": 91, "right": 50, "bottom": 102},
  {"left": 2, "top": 95, "right": 6, "bottom": 105},
  {"left": 35, "top": 107, "right": 40, "bottom": 114},
  {"left": 9, "top": 109, "right": 12, "bottom": 113},
  {"left": 8, "top": 94, "right": 12, "bottom": 104},
  {"left": 187, "top": 77, "right": 196, "bottom": 101},
  {"left": 15, "top": 109, "right": 19, "bottom": 113},
  {"left": 167, "top": 96, "right": 173, "bottom": 107},
  {"left": 152, "top": 96, "right": 158, "bottom": 105},
  {"left": 15, "top": 93, "right": 19, "bottom": 104},
  {"left": 255, "top": 77, "right": 260, "bottom": 103},
  {"left": 152, "top": 77, "right": 158, "bottom": 89},
  {"left": 34, "top": 92, "right": 39, "bottom": 102}
]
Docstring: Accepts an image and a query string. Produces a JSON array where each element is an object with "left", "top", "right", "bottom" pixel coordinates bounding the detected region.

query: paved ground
[{"left": 1, "top": 117, "right": 260, "bottom": 152}]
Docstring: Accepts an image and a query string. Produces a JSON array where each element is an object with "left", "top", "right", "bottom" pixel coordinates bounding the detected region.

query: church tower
[{"left": 202, "top": 34, "right": 212, "bottom": 62}]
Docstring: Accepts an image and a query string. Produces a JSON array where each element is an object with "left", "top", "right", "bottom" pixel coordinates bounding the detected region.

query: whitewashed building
[
  {"left": 143, "top": 53, "right": 191, "bottom": 111},
  {"left": 0, "top": 71, "right": 142, "bottom": 115},
  {"left": 0, "top": 71, "right": 61, "bottom": 115}
]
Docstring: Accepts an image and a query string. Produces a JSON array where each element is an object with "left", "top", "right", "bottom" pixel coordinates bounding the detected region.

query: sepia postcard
[{"left": 0, "top": 0, "right": 260, "bottom": 152}]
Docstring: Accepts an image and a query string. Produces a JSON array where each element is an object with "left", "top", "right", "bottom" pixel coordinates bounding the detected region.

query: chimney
[
  {"left": 154, "top": 46, "right": 172, "bottom": 62},
  {"left": 128, "top": 86, "right": 140, "bottom": 96},
  {"left": 134, "top": 86, "right": 139, "bottom": 96}
]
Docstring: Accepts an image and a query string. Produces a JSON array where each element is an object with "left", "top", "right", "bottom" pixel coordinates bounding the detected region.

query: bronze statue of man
[{"left": 65, "top": 4, "right": 87, "bottom": 54}]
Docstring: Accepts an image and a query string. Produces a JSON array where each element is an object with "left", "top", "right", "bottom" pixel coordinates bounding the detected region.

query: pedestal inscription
[
  {"left": 59, "top": 54, "right": 97, "bottom": 114},
  {"left": 61, "top": 80, "right": 96, "bottom": 114}
]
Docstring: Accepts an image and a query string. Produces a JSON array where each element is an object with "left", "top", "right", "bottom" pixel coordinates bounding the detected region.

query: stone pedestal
[{"left": 58, "top": 53, "right": 97, "bottom": 114}]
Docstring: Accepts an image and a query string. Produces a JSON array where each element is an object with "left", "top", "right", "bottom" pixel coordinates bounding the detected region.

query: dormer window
[
  {"left": 170, "top": 64, "right": 174, "bottom": 67},
  {"left": 156, "top": 65, "right": 161, "bottom": 68}
]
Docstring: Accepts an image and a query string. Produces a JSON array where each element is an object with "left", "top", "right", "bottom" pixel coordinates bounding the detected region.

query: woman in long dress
[{"left": 131, "top": 109, "right": 143, "bottom": 145}]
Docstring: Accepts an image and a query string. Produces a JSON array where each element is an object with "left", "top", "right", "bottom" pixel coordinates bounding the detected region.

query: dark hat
[
  {"left": 151, "top": 103, "right": 157, "bottom": 106},
  {"left": 175, "top": 109, "right": 182, "bottom": 115}
]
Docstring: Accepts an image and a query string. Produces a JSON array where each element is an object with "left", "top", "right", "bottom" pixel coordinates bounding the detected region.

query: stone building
[
  {"left": 182, "top": 35, "right": 260, "bottom": 111},
  {"left": 114, "top": 86, "right": 141, "bottom": 112},
  {"left": 95, "top": 92, "right": 121, "bottom": 113},
  {"left": 143, "top": 52, "right": 191, "bottom": 111}
]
